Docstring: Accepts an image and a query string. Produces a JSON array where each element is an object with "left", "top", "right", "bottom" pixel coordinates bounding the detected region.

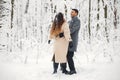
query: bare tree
[
  {"left": 88, "top": 0, "right": 91, "bottom": 40},
  {"left": 11, "top": 0, "right": 14, "bottom": 28},
  {"left": 97, "top": 0, "right": 100, "bottom": 31},
  {"left": 0, "top": 0, "right": 7, "bottom": 28},
  {"left": 25, "top": 0, "right": 30, "bottom": 14},
  {"left": 114, "top": 0, "right": 117, "bottom": 29}
]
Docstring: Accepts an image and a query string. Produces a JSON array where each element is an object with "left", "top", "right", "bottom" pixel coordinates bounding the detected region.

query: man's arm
[{"left": 70, "top": 20, "right": 80, "bottom": 34}]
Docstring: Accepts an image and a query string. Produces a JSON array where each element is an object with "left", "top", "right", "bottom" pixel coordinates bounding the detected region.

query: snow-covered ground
[{"left": 0, "top": 51, "right": 120, "bottom": 80}]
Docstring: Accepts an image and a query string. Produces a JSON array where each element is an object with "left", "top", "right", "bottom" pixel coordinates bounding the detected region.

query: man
[{"left": 59, "top": 9, "right": 80, "bottom": 75}]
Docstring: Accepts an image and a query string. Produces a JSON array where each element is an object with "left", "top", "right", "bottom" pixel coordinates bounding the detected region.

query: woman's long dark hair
[{"left": 50, "top": 12, "right": 65, "bottom": 36}]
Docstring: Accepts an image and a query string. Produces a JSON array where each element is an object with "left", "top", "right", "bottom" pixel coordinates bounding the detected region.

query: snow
[
  {"left": 0, "top": 55, "right": 120, "bottom": 80},
  {"left": 0, "top": 48, "right": 120, "bottom": 80}
]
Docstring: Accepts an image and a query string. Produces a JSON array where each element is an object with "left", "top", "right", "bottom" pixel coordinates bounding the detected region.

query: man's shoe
[
  {"left": 69, "top": 70, "right": 76, "bottom": 75},
  {"left": 62, "top": 70, "right": 69, "bottom": 74}
]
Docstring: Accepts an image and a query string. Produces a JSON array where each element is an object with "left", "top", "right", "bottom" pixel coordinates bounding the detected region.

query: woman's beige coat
[{"left": 49, "top": 22, "right": 72, "bottom": 63}]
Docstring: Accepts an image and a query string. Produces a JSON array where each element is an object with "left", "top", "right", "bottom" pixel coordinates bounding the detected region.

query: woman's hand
[{"left": 48, "top": 40, "right": 51, "bottom": 44}]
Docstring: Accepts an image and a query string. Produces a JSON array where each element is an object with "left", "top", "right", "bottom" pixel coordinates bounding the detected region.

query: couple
[{"left": 48, "top": 9, "right": 80, "bottom": 75}]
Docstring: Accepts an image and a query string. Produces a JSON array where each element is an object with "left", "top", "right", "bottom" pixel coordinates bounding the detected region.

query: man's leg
[{"left": 67, "top": 51, "right": 76, "bottom": 74}]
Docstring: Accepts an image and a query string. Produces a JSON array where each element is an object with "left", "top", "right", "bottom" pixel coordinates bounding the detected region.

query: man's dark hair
[{"left": 72, "top": 9, "right": 79, "bottom": 15}]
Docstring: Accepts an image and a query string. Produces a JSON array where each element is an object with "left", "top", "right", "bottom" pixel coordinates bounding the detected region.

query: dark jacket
[{"left": 68, "top": 16, "right": 80, "bottom": 52}]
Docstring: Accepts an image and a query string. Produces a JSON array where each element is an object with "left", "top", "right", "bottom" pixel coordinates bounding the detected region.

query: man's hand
[
  {"left": 59, "top": 33, "right": 64, "bottom": 38},
  {"left": 69, "top": 41, "right": 73, "bottom": 48},
  {"left": 48, "top": 40, "right": 51, "bottom": 44}
]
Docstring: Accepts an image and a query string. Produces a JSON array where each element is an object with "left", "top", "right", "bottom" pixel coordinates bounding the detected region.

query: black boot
[
  {"left": 53, "top": 62, "right": 59, "bottom": 74},
  {"left": 69, "top": 70, "right": 76, "bottom": 75},
  {"left": 60, "top": 64, "right": 63, "bottom": 71},
  {"left": 53, "top": 69, "right": 57, "bottom": 74},
  {"left": 52, "top": 55, "right": 59, "bottom": 74},
  {"left": 61, "top": 63, "right": 69, "bottom": 74}
]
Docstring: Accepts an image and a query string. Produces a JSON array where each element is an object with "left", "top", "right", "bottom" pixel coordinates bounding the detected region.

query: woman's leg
[
  {"left": 53, "top": 55, "right": 59, "bottom": 74},
  {"left": 60, "top": 63, "right": 69, "bottom": 74},
  {"left": 53, "top": 62, "right": 59, "bottom": 74}
]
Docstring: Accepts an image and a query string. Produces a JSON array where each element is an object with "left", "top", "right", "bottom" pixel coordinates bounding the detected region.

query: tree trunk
[
  {"left": 97, "top": 0, "right": 100, "bottom": 31},
  {"left": 25, "top": 0, "right": 30, "bottom": 14},
  {"left": 11, "top": 0, "right": 14, "bottom": 28},
  {"left": 114, "top": 0, "right": 117, "bottom": 29},
  {"left": 88, "top": 0, "right": 91, "bottom": 40}
]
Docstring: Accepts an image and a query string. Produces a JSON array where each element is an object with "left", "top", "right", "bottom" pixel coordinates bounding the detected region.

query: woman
[{"left": 48, "top": 12, "right": 72, "bottom": 74}]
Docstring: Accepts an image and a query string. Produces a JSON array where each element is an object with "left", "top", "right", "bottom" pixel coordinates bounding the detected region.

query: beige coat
[{"left": 49, "top": 22, "right": 72, "bottom": 63}]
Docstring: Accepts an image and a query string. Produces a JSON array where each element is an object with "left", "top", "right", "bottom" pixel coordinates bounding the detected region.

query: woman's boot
[
  {"left": 61, "top": 63, "right": 69, "bottom": 74},
  {"left": 53, "top": 62, "right": 58, "bottom": 74},
  {"left": 52, "top": 55, "right": 58, "bottom": 74}
]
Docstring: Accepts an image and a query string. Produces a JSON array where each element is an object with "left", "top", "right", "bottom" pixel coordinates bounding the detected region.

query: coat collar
[{"left": 71, "top": 16, "right": 78, "bottom": 21}]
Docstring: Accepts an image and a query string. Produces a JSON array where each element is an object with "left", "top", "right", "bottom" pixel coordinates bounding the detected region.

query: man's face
[{"left": 71, "top": 10, "right": 77, "bottom": 18}]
